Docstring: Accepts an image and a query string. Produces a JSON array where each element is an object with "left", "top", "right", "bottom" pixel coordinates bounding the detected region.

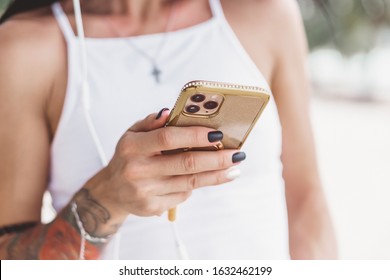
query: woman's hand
[{"left": 78, "top": 109, "right": 245, "bottom": 236}]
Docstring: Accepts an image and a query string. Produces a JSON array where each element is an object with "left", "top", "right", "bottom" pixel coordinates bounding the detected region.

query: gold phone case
[
  {"left": 163, "top": 81, "right": 270, "bottom": 222},
  {"left": 166, "top": 80, "right": 270, "bottom": 150},
  {"left": 165, "top": 80, "right": 270, "bottom": 221}
]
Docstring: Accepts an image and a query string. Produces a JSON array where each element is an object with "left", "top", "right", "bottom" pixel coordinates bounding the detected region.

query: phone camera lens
[
  {"left": 190, "top": 94, "right": 206, "bottom": 103},
  {"left": 186, "top": 105, "right": 200, "bottom": 113},
  {"left": 203, "top": 101, "right": 219, "bottom": 110}
]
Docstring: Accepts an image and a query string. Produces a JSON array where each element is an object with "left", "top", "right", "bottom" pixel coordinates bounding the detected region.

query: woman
[{"left": 0, "top": 0, "right": 337, "bottom": 259}]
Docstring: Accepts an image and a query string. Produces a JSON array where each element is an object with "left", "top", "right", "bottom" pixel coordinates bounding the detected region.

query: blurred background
[
  {"left": 299, "top": 0, "right": 390, "bottom": 260},
  {"left": 1, "top": 0, "right": 389, "bottom": 259}
]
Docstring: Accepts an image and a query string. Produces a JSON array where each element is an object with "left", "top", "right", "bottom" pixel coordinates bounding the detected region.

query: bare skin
[{"left": 0, "top": 0, "right": 337, "bottom": 259}]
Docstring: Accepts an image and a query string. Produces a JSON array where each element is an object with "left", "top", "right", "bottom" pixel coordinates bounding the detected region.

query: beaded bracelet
[
  {"left": 70, "top": 201, "right": 110, "bottom": 260},
  {"left": 0, "top": 221, "right": 38, "bottom": 236}
]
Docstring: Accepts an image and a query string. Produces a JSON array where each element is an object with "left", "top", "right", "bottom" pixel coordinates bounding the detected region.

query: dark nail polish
[
  {"left": 156, "top": 108, "right": 169, "bottom": 120},
  {"left": 208, "top": 131, "right": 223, "bottom": 143},
  {"left": 232, "top": 152, "right": 246, "bottom": 163}
]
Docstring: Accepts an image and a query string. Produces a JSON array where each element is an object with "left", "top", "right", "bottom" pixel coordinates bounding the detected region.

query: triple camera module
[{"left": 184, "top": 93, "right": 223, "bottom": 116}]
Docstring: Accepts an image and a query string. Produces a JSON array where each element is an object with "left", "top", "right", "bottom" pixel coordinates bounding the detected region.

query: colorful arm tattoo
[{"left": 0, "top": 189, "right": 121, "bottom": 260}]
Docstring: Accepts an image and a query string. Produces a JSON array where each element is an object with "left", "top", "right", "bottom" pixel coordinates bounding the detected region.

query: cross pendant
[{"left": 151, "top": 65, "right": 161, "bottom": 83}]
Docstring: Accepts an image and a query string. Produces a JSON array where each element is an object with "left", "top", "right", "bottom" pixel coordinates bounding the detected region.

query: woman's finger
[
  {"left": 148, "top": 150, "right": 246, "bottom": 177},
  {"left": 119, "top": 150, "right": 245, "bottom": 180},
  {"left": 124, "top": 126, "right": 224, "bottom": 155},
  {"left": 129, "top": 108, "right": 170, "bottom": 132},
  {"left": 153, "top": 191, "right": 193, "bottom": 215},
  {"left": 153, "top": 167, "right": 241, "bottom": 195}
]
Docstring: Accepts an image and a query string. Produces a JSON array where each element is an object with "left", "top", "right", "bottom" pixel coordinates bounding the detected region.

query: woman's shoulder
[
  {"left": 221, "top": 0, "right": 307, "bottom": 81},
  {"left": 222, "top": 0, "right": 301, "bottom": 20},
  {"left": 0, "top": 7, "right": 65, "bottom": 101},
  {"left": 0, "top": 7, "right": 63, "bottom": 59},
  {"left": 222, "top": 0, "right": 304, "bottom": 38}
]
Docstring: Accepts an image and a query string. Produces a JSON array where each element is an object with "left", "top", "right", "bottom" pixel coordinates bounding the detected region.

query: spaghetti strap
[
  {"left": 209, "top": 0, "right": 225, "bottom": 20},
  {"left": 209, "top": 0, "right": 270, "bottom": 88},
  {"left": 52, "top": 2, "right": 75, "bottom": 42}
]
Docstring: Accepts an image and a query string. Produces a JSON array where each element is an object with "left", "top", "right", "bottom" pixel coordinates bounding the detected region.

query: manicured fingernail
[
  {"left": 232, "top": 152, "right": 246, "bottom": 163},
  {"left": 226, "top": 167, "right": 241, "bottom": 180},
  {"left": 208, "top": 131, "right": 223, "bottom": 142},
  {"left": 156, "top": 108, "right": 169, "bottom": 119}
]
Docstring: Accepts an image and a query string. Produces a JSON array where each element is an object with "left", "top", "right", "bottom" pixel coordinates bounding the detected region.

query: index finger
[{"left": 127, "top": 126, "right": 223, "bottom": 154}]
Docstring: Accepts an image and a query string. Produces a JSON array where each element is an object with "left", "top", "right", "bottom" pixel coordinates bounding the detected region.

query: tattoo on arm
[
  {"left": 0, "top": 189, "right": 121, "bottom": 260},
  {"left": 74, "top": 189, "right": 119, "bottom": 238}
]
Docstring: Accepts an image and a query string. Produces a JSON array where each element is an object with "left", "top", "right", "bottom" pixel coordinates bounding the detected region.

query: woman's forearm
[
  {"left": 0, "top": 186, "right": 123, "bottom": 260},
  {"left": 287, "top": 186, "right": 338, "bottom": 259}
]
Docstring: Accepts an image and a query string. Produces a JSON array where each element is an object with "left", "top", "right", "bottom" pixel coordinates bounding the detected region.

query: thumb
[{"left": 129, "top": 108, "right": 170, "bottom": 132}]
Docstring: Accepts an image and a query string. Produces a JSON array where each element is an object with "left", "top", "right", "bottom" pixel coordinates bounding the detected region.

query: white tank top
[{"left": 50, "top": 0, "right": 289, "bottom": 259}]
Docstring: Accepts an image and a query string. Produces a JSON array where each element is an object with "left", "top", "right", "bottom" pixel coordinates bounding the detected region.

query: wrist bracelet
[{"left": 71, "top": 200, "right": 110, "bottom": 259}]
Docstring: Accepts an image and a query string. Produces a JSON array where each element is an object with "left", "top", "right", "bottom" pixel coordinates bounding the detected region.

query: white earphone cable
[
  {"left": 72, "top": 0, "right": 108, "bottom": 167},
  {"left": 171, "top": 221, "right": 190, "bottom": 260}
]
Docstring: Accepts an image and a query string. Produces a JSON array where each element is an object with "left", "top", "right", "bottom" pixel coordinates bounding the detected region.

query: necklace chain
[{"left": 107, "top": 3, "right": 176, "bottom": 83}]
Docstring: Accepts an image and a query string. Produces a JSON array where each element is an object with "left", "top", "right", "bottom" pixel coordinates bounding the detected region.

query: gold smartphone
[{"left": 165, "top": 80, "right": 270, "bottom": 221}]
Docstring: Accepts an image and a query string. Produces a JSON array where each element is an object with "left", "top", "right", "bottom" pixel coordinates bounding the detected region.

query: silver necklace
[{"left": 108, "top": 3, "right": 176, "bottom": 83}]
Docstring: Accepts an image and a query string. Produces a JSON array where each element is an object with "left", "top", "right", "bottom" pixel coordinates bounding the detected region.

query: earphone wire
[
  {"left": 73, "top": 0, "right": 112, "bottom": 260},
  {"left": 73, "top": 0, "right": 108, "bottom": 168},
  {"left": 172, "top": 221, "right": 190, "bottom": 260},
  {"left": 72, "top": 0, "right": 188, "bottom": 260}
]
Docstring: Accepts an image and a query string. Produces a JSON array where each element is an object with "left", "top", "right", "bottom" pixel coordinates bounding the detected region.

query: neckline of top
[
  {"left": 52, "top": 1, "right": 221, "bottom": 42},
  {"left": 85, "top": 17, "right": 217, "bottom": 43}
]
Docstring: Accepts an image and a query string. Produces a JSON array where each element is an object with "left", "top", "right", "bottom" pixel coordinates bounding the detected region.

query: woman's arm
[
  {"left": 269, "top": 0, "right": 338, "bottom": 259},
  {"left": 0, "top": 19, "right": 84, "bottom": 259}
]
